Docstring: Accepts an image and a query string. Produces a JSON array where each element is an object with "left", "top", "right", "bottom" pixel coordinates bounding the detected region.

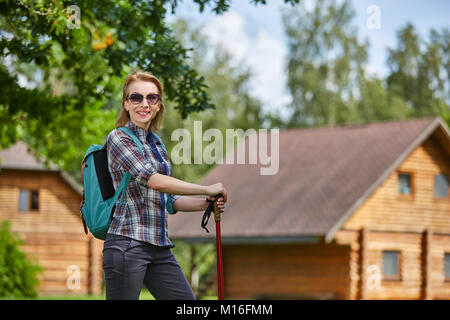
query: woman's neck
[{"left": 131, "top": 119, "right": 151, "bottom": 131}]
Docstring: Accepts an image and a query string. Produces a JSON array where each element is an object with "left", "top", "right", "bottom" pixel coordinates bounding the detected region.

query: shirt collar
[{"left": 126, "top": 120, "right": 160, "bottom": 145}]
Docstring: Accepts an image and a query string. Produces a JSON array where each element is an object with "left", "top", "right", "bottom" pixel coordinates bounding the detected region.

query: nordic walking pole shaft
[{"left": 214, "top": 195, "right": 224, "bottom": 300}]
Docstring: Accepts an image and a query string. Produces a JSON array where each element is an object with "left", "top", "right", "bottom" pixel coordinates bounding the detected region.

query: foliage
[
  {"left": 443, "top": 112, "right": 450, "bottom": 128},
  {"left": 283, "top": 0, "right": 450, "bottom": 128},
  {"left": 387, "top": 24, "right": 450, "bottom": 118},
  {"left": 0, "top": 0, "right": 297, "bottom": 182},
  {"left": 161, "top": 17, "right": 267, "bottom": 183},
  {"left": 0, "top": 0, "right": 203, "bottom": 180},
  {"left": 172, "top": 240, "right": 216, "bottom": 297},
  {"left": 283, "top": 0, "right": 370, "bottom": 127},
  {"left": 0, "top": 220, "right": 42, "bottom": 298},
  {"left": 0, "top": 0, "right": 298, "bottom": 181}
]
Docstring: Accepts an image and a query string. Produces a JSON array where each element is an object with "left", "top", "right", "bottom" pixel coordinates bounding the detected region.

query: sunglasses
[{"left": 127, "top": 93, "right": 160, "bottom": 105}]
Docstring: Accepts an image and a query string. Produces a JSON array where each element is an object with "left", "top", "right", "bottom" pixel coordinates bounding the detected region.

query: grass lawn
[
  {"left": 35, "top": 290, "right": 155, "bottom": 300},
  {"left": 25, "top": 291, "right": 217, "bottom": 300}
]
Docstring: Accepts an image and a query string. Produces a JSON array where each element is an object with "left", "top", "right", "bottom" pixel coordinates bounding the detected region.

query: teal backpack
[
  {"left": 80, "top": 126, "right": 174, "bottom": 240},
  {"left": 80, "top": 127, "right": 142, "bottom": 240}
]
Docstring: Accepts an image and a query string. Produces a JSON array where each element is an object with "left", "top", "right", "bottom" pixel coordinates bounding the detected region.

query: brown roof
[
  {"left": 0, "top": 141, "right": 82, "bottom": 196},
  {"left": 168, "top": 117, "right": 450, "bottom": 244}
]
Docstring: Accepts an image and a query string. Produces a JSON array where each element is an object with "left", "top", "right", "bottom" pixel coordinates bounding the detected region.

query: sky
[{"left": 167, "top": 0, "right": 450, "bottom": 119}]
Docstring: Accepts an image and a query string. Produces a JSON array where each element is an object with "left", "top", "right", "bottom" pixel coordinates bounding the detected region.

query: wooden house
[
  {"left": 0, "top": 142, "right": 102, "bottom": 296},
  {"left": 169, "top": 117, "right": 450, "bottom": 300}
]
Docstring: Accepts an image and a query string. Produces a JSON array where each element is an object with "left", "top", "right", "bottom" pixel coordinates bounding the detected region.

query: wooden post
[
  {"left": 358, "top": 227, "right": 369, "bottom": 300},
  {"left": 421, "top": 229, "right": 432, "bottom": 300}
]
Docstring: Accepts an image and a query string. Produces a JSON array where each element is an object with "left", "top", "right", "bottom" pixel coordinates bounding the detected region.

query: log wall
[{"left": 0, "top": 169, "right": 103, "bottom": 296}]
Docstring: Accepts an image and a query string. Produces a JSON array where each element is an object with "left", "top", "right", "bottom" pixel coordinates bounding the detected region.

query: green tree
[
  {"left": 356, "top": 77, "right": 411, "bottom": 122},
  {"left": 0, "top": 221, "right": 42, "bottom": 298},
  {"left": 0, "top": 0, "right": 298, "bottom": 181},
  {"left": 161, "top": 17, "right": 267, "bottom": 183},
  {"left": 387, "top": 24, "right": 450, "bottom": 118},
  {"left": 282, "top": 0, "right": 369, "bottom": 127},
  {"left": 283, "top": 0, "right": 449, "bottom": 129}
]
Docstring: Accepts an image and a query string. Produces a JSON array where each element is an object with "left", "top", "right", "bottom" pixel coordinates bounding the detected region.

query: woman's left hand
[{"left": 207, "top": 196, "right": 225, "bottom": 213}]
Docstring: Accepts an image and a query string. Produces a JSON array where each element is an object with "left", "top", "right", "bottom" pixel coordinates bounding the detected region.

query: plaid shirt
[{"left": 106, "top": 120, "right": 180, "bottom": 247}]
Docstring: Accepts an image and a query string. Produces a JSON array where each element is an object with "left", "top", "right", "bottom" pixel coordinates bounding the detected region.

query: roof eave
[
  {"left": 324, "top": 116, "right": 446, "bottom": 243},
  {"left": 1, "top": 166, "right": 82, "bottom": 197},
  {"left": 172, "top": 235, "right": 322, "bottom": 245},
  {"left": 59, "top": 171, "right": 83, "bottom": 196}
]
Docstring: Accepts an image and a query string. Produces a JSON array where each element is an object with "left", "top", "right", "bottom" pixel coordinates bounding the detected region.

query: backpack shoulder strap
[
  {"left": 117, "top": 126, "right": 143, "bottom": 153},
  {"left": 110, "top": 171, "right": 132, "bottom": 208},
  {"left": 110, "top": 126, "right": 143, "bottom": 208}
]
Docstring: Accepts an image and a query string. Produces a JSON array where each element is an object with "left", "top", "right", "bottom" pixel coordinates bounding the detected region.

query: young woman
[{"left": 103, "top": 70, "right": 227, "bottom": 300}]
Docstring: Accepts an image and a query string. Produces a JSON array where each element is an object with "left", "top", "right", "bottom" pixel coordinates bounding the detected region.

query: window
[
  {"left": 445, "top": 253, "right": 450, "bottom": 280},
  {"left": 18, "top": 189, "right": 39, "bottom": 212},
  {"left": 434, "top": 174, "right": 449, "bottom": 198},
  {"left": 398, "top": 173, "right": 412, "bottom": 195},
  {"left": 19, "top": 189, "right": 28, "bottom": 211},
  {"left": 383, "top": 251, "right": 400, "bottom": 280},
  {"left": 30, "top": 190, "right": 39, "bottom": 210}
]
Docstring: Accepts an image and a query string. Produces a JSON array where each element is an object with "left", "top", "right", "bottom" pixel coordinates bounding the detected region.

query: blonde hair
[{"left": 115, "top": 70, "right": 165, "bottom": 132}]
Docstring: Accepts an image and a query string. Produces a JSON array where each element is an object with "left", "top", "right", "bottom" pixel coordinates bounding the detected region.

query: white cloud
[
  {"left": 202, "top": 11, "right": 249, "bottom": 62},
  {"left": 247, "top": 30, "right": 291, "bottom": 110},
  {"left": 365, "top": 63, "right": 387, "bottom": 79},
  {"left": 201, "top": 11, "right": 291, "bottom": 117}
]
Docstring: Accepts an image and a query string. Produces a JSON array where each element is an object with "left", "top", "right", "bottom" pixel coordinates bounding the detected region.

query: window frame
[
  {"left": 382, "top": 250, "right": 402, "bottom": 281},
  {"left": 397, "top": 171, "right": 415, "bottom": 199},
  {"left": 18, "top": 188, "right": 39, "bottom": 213},
  {"left": 445, "top": 252, "right": 450, "bottom": 282},
  {"left": 433, "top": 173, "right": 449, "bottom": 200}
]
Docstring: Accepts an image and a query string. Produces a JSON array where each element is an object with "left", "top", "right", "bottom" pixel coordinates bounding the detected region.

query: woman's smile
[{"left": 136, "top": 110, "right": 150, "bottom": 117}]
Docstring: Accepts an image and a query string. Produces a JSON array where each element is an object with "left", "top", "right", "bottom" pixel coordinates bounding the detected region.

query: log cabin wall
[
  {"left": 222, "top": 242, "right": 351, "bottom": 299},
  {"left": 0, "top": 169, "right": 103, "bottom": 295},
  {"left": 430, "top": 233, "right": 450, "bottom": 300},
  {"left": 334, "top": 135, "right": 450, "bottom": 299}
]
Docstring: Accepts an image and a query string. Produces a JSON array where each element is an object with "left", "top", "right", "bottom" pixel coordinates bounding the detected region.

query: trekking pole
[
  {"left": 213, "top": 197, "right": 224, "bottom": 300},
  {"left": 201, "top": 193, "right": 224, "bottom": 300}
]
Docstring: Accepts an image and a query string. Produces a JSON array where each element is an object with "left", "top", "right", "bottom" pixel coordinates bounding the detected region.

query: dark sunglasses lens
[
  {"left": 129, "top": 93, "right": 143, "bottom": 104},
  {"left": 147, "top": 94, "right": 159, "bottom": 105}
]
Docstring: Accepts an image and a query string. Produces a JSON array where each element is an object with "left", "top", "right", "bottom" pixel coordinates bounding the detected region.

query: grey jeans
[{"left": 102, "top": 233, "right": 196, "bottom": 300}]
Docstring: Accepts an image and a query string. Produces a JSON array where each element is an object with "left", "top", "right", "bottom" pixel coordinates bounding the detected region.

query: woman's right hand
[{"left": 206, "top": 183, "right": 228, "bottom": 203}]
